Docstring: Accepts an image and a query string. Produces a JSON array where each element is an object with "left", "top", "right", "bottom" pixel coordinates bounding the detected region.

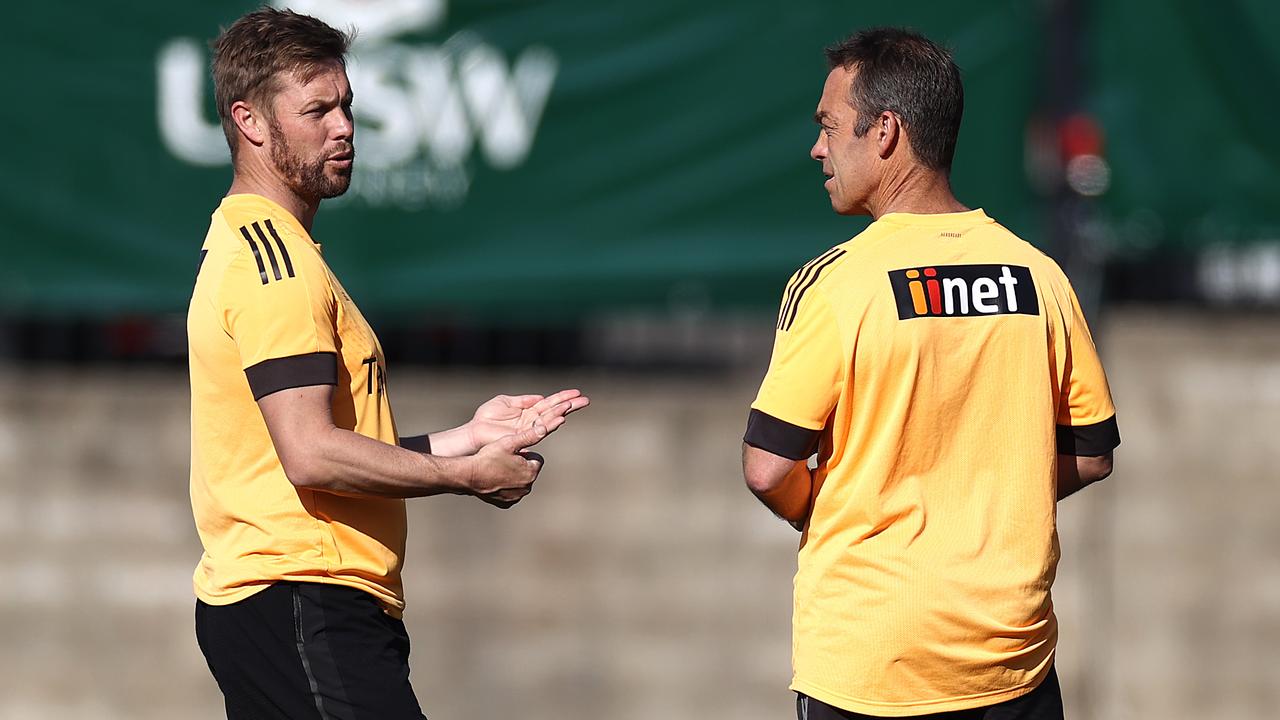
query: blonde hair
[{"left": 211, "top": 7, "right": 352, "bottom": 157}]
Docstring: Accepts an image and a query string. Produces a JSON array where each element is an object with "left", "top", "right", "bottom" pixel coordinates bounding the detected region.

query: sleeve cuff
[
  {"left": 244, "top": 352, "right": 338, "bottom": 400},
  {"left": 1056, "top": 415, "right": 1121, "bottom": 456},
  {"left": 744, "top": 408, "right": 821, "bottom": 460}
]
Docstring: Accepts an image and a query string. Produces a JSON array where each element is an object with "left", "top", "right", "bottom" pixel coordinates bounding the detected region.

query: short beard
[{"left": 267, "top": 118, "right": 352, "bottom": 201}]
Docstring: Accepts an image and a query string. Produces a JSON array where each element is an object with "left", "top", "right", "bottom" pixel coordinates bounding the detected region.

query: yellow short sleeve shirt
[
  {"left": 188, "top": 194, "right": 407, "bottom": 613},
  {"left": 746, "top": 209, "right": 1119, "bottom": 715}
]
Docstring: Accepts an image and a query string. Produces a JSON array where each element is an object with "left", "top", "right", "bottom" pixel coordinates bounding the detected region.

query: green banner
[
  {"left": 1089, "top": 0, "right": 1280, "bottom": 304},
  {"left": 6, "top": 1, "right": 1040, "bottom": 319}
]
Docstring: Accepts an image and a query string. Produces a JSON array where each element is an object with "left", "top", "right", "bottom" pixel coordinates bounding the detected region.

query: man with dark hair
[
  {"left": 742, "top": 27, "right": 1119, "bottom": 720},
  {"left": 188, "top": 8, "right": 587, "bottom": 718}
]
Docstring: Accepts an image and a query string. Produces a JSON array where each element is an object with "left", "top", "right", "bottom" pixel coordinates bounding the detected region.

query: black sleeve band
[
  {"left": 1056, "top": 415, "right": 1121, "bottom": 456},
  {"left": 743, "top": 408, "right": 821, "bottom": 460},
  {"left": 400, "top": 435, "right": 432, "bottom": 454},
  {"left": 244, "top": 352, "right": 338, "bottom": 400}
]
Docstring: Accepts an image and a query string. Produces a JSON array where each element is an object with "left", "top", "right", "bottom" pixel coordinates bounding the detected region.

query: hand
[
  {"left": 467, "top": 389, "right": 590, "bottom": 451},
  {"left": 466, "top": 423, "right": 547, "bottom": 509}
]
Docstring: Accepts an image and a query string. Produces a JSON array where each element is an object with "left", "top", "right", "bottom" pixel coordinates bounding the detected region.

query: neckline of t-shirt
[
  {"left": 875, "top": 208, "right": 993, "bottom": 227},
  {"left": 221, "top": 193, "right": 320, "bottom": 249}
]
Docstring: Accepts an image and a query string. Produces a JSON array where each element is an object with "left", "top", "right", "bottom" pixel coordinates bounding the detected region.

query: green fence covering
[
  {"left": 1092, "top": 0, "right": 1280, "bottom": 251},
  {"left": 1088, "top": 0, "right": 1280, "bottom": 303},
  {"left": 4, "top": 1, "right": 1068, "bottom": 319}
]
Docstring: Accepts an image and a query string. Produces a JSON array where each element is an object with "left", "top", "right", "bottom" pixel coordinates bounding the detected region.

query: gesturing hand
[
  {"left": 467, "top": 389, "right": 590, "bottom": 451},
  {"left": 468, "top": 423, "right": 547, "bottom": 509}
]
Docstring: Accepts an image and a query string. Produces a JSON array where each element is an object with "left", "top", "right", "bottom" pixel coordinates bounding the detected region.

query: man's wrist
[
  {"left": 420, "top": 452, "right": 474, "bottom": 495},
  {"left": 422, "top": 424, "right": 480, "bottom": 458},
  {"left": 454, "top": 454, "right": 479, "bottom": 496},
  {"left": 461, "top": 420, "right": 482, "bottom": 456}
]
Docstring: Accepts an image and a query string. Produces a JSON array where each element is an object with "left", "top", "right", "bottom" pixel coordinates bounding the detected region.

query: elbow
[
  {"left": 1082, "top": 453, "right": 1114, "bottom": 485},
  {"left": 280, "top": 455, "right": 335, "bottom": 491},
  {"left": 281, "top": 461, "right": 321, "bottom": 490},
  {"left": 741, "top": 443, "right": 794, "bottom": 496},
  {"left": 1092, "top": 455, "right": 1114, "bottom": 483},
  {"left": 274, "top": 425, "right": 344, "bottom": 491},
  {"left": 744, "top": 471, "right": 780, "bottom": 496},
  {"left": 744, "top": 460, "right": 792, "bottom": 496}
]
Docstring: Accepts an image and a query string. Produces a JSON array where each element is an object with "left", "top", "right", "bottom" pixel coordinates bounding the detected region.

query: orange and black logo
[{"left": 888, "top": 264, "right": 1038, "bottom": 319}]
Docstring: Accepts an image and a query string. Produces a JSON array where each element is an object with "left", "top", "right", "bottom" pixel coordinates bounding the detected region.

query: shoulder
[
  {"left": 780, "top": 243, "right": 855, "bottom": 305},
  {"left": 787, "top": 241, "right": 855, "bottom": 287},
  {"left": 978, "top": 221, "right": 1084, "bottom": 316},
  {"left": 218, "top": 194, "right": 293, "bottom": 227},
  {"left": 219, "top": 196, "right": 314, "bottom": 253},
  {"left": 775, "top": 243, "right": 853, "bottom": 331},
  {"left": 982, "top": 220, "right": 1053, "bottom": 263},
  {"left": 1006, "top": 228, "right": 1074, "bottom": 291},
  {"left": 214, "top": 198, "right": 327, "bottom": 288}
]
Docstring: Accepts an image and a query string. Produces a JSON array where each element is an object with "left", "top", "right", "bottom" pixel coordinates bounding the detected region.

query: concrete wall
[{"left": 0, "top": 309, "right": 1276, "bottom": 720}]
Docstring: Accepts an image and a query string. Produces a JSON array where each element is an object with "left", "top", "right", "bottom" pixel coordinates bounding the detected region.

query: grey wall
[{"left": 0, "top": 309, "right": 1276, "bottom": 720}]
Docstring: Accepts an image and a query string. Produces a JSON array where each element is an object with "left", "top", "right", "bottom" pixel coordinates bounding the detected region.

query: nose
[
  {"left": 332, "top": 108, "right": 354, "bottom": 142},
  {"left": 810, "top": 130, "right": 826, "bottom": 162}
]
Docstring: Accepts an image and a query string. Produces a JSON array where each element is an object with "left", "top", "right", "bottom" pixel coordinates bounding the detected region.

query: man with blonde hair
[{"left": 188, "top": 8, "right": 587, "bottom": 718}]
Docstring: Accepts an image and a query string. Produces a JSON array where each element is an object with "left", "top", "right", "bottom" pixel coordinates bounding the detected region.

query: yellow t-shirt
[
  {"left": 188, "top": 193, "right": 406, "bottom": 613},
  {"left": 746, "top": 209, "right": 1119, "bottom": 716}
]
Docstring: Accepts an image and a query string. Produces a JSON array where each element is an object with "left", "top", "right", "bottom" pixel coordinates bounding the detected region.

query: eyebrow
[{"left": 300, "top": 92, "right": 354, "bottom": 110}]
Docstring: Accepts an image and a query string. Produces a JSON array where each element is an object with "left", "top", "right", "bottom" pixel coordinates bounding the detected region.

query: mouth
[{"left": 327, "top": 153, "right": 353, "bottom": 170}]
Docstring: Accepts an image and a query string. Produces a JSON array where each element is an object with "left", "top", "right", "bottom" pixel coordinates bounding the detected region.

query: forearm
[
  {"left": 399, "top": 434, "right": 431, "bottom": 454},
  {"left": 298, "top": 426, "right": 474, "bottom": 498},
  {"left": 425, "top": 425, "right": 479, "bottom": 457},
  {"left": 399, "top": 424, "right": 481, "bottom": 458},
  {"left": 399, "top": 421, "right": 487, "bottom": 459}
]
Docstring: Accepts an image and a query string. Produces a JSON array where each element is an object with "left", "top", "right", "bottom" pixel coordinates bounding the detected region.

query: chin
[
  {"left": 827, "top": 198, "right": 855, "bottom": 216},
  {"left": 827, "top": 194, "right": 866, "bottom": 217},
  {"left": 321, "top": 184, "right": 351, "bottom": 200},
  {"left": 321, "top": 175, "right": 352, "bottom": 199}
]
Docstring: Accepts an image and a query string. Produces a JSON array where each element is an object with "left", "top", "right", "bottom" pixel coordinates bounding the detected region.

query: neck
[
  {"left": 865, "top": 163, "right": 968, "bottom": 219},
  {"left": 227, "top": 156, "right": 319, "bottom": 231}
]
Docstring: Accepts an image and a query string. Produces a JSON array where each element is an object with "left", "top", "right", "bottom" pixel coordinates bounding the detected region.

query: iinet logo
[{"left": 888, "top": 264, "right": 1039, "bottom": 319}]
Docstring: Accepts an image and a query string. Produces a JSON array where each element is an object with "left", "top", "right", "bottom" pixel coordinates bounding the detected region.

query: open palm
[{"left": 468, "top": 389, "right": 590, "bottom": 449}]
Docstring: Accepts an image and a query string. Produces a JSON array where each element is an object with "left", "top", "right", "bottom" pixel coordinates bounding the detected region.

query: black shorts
[
  {"left": 797, "top": 666, "right": 1064, "bottom": 720},
  {"left": 196, "top": 581, "right": 426, "bottom": 720}
]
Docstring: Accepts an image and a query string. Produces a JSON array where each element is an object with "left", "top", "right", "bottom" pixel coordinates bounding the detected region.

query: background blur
[{"left": 2, "top": 1, "right": 1277, "bottom": 718}]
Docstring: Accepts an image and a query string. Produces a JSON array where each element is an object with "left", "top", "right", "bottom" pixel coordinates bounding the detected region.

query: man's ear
[
  {"left": 876, "top": 110, "right": 900, "bottom": 159},
  {"left": 230, "top": 100, "right": 268, "bottom": 148}
]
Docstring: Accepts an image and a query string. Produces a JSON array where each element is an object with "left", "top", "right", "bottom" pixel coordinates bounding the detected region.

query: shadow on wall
[{"left": 0, "top": 308, "right": 1276, "bottom": 720}]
